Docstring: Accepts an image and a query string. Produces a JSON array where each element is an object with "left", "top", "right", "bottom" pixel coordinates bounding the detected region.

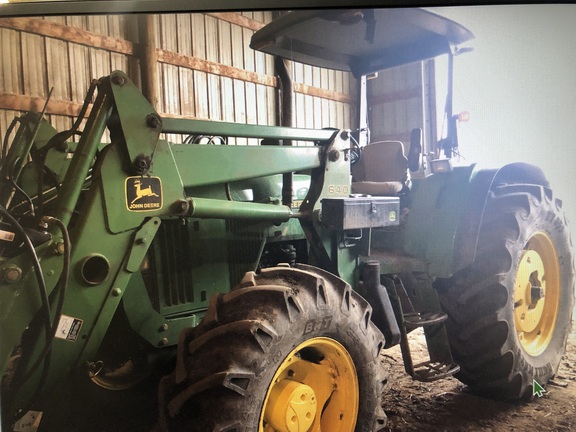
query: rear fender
[
  {"left": 402, "top": 162, "right": 548, "bottom": 278},
  {"left": 453, "top": 162, "right": 549, "bottom": 272}
]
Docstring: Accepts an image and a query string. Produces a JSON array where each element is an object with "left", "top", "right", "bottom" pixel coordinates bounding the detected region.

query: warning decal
[
  {"left": 125, "top": 176, "right": 163, "bottom": 212},
  {"left": 55, "top": 315, "right": 83, "bottom": 342},
  {"left": 13, "top": 410, "right": 43, "bottom": 432},
  {"left": 0, "top": 229, "right": 15, "bottom": 242}
]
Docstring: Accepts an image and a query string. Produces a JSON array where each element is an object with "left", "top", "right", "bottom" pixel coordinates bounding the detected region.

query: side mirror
[{"left": 408, "top": 128, "right": 423, "bottom": 172}]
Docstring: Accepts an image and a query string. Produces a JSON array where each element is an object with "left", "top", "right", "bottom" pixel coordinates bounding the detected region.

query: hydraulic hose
[
  {"left": 0, "top": 206, "right": 51, "bottom": 340},
  {"left": 2, "top": 214, "right": 71, "bottom": 426},
  {"left": 18, "top": 216, "right": 70, "bottom": 383},
  {"left": 0, "top": 206, "right": 50, "bottom": 425},
  {"left": 1, "top": 117, "right": 21, "bottom": 161},
  {"left": 34, "top": 80, "right": 97, "bottom": 218}
]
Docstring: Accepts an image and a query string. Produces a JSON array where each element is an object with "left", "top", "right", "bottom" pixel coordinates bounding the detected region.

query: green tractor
[{"left": 0, "top": 8, "right": 573, "bottom": 432}]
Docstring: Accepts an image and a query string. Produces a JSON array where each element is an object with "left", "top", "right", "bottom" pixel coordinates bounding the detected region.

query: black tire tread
[
  {"left": 160, "top": 265, "right": 388, "bottom": 431},
  {"left": 438, "top": 183, "right": 575, "bottom": 399}
]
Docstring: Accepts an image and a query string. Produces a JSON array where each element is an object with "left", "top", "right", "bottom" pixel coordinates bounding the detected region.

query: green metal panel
[
  {"left": 401, "top": 165, "right": 476, "bottom": 278},
  {"left": 125, "top": 217, "right": 161, "bottom": 273},
  {"left": 99, "top": 141, "right": 186, "bottom": 233},
  {"left": 100, "top": 142, "right": 313, "bottom": 233},
  {"left": 109, "top": 71, "right": 162, "bottom": 165},
  {"left": 0, "top": 243, "right": 57, "bottom": 375},
  {"left": 123, "top": 272, "right": 201, "bottom": 347},
  {"left": 171, "top": 145, "right": 321, "bottom": 187},
  {"left": 3, "top": 179, "right": 138, "bottom": 409},
  {"left": 298, "top": 130, "right": 360, "bottom": 286}
]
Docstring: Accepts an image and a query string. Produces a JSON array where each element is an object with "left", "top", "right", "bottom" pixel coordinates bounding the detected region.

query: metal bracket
[{"left": 125, "top": 217, "right": 161, "bottom": 273}]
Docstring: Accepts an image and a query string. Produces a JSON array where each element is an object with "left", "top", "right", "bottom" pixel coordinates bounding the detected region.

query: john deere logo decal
[{"left": 125, "top": 176, "right": 163, "bottom": 211}]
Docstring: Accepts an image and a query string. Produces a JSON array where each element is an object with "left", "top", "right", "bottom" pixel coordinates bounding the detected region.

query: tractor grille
[
  {"left": 144, "top": 219, "right": 265, "bottom": 316},
  {"left": 226, "top": 220, "right": 265, "bottom": 287},
  {"left": 152, "top": 220, "right": 195, "bottom": 310}
]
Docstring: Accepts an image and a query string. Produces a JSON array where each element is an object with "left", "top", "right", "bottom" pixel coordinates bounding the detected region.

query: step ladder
[{"left": 383, "top": 275, "right": 460, "bottom": 382}]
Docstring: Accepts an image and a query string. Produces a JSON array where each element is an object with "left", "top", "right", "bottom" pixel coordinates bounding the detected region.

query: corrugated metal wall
[
  {"left": 0, "top": 12, "right": 356, "bottom": 148},
  {"left": 0, "top": 15, "right": 136, "bottom": 142}
]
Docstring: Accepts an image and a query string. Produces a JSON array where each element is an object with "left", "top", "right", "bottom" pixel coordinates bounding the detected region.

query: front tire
[
  {"left": 160, "top": 264, "right": 388, "bottom": 431},
  {"left": 438, "top": 183, "right": 574, "bottom": 399}
]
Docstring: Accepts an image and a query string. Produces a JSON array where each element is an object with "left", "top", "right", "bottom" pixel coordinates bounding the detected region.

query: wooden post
[
  {"left": 124, "top": 14, "right": 141, "bottom": 91},
  {"left": 137, "top": 14, "right": 158, "bottom": 109}
]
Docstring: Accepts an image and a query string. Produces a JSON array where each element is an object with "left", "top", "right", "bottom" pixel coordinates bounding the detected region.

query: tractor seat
[{"left": 351, "top": 141, "right": 410, "bottom": 196}]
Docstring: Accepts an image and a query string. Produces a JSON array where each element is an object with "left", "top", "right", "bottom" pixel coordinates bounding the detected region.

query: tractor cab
[{"left": 252, "top": 8, "right": 474, "bottom": 192}]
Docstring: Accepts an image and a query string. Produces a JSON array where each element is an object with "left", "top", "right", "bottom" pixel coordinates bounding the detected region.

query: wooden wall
[{"left": 0, "top": 12, "right": 356, "bottom": 147}]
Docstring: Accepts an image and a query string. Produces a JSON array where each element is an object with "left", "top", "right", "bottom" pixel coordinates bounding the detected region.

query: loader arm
[{"left": 0, "top": 72, "right": 359, "bottom": 423}]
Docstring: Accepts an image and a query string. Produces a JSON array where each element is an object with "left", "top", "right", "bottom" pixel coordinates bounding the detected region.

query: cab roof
[{"left": 250, "top": 8, "right": 474, "bottom": 77}]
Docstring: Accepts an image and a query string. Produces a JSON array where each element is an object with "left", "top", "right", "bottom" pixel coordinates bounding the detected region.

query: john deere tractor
[{"left": 0, "top": 8, "right": 573, "bottom": 432}]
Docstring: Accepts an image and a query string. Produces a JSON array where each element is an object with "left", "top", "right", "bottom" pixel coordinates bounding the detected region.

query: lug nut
[
  {"left": 111, "top": 74, "right": 126, "bottom": 86},
  {"left": 329, "top": 149, "right": 340, "bottom": 162},
  {"left": 174, "top": 199, "right": 190, "bottom": 215},
  {"left": 146, "top": 114, "right": 162, "bottom": 130}
]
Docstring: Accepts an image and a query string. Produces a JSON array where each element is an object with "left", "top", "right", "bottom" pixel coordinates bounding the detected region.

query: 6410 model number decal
[
  {"left": 125, "top": 176, "right": 163, "bottom": 212},
  {"left": 328, "top": 185, "right": 350, "bottom": 195}
]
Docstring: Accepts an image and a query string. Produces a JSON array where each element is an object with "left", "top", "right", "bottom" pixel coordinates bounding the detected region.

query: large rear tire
[
  {"left": 159, "top": 264, "right": 388, "bottom": 431},
  {"left": 437, "top": 183, "right": 574, "bottom": 399}
]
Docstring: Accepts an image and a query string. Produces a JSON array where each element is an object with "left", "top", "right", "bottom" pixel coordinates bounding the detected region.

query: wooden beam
[
  {"left": 205, "top": 12, "right": 265, "bottom": 32},
  {"left": 157, "top": 49, "right": 276, "bottom": 87},
  {"left": 294, "top": 82, "right": 354, "bottom": 105},
  {"left": 138, "top": 15, "right": 159, "bottom": 108},
  {"left": 0, "top": 17, "right": 134, "bottom": 55},
  {"left": 0, "top": 15, "right": 354, "bottom": 107},
  {"left": 0, "top": 93, "right": 88, "bottom": 117},
  {"left": 0, "top": 85, "right": 353, "bottom": 121},
  {"left": 157, "top": 49, "right": 354, "bottom": 105}
]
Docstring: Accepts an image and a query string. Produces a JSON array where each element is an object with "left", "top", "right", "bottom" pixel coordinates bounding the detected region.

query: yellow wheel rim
[
  {"left": 513, "top": 231, "right": 561, "bottom": 356},
  {"left": 260, "top": 337, "right": 358, "bottom": 432}
]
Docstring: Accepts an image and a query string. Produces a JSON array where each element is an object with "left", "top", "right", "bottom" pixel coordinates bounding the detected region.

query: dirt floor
[{"left": 381, "top": 328, "right": 576, "bottom": 432}]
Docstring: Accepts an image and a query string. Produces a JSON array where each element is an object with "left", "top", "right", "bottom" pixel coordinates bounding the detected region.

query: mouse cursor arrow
[{"left": 533, "top": 379, "right": 546, "bottom": 397}]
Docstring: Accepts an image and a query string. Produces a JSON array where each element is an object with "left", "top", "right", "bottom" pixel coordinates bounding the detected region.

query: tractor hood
[{"left": 250, "top": 8, "right": 474, "bottom": 77}]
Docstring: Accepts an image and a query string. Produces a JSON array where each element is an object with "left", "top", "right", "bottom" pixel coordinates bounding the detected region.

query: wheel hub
[
  {"left": 260, "top": 337, "right": 359, "bottom": 432},
  {"left": 515, "top": 250, "right": 546, "bottom": 333},
  {"left": 530, "top": 285, "right": 545, "bottom": 303},
  {"left": 264, "top": 380, "right": 316, "bottom": 432},
  {"left": 513, "top": 232, "right": 560, "bottom": 356}
]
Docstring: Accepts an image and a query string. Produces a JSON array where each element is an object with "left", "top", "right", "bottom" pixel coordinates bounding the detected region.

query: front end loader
[{"left": 0, "top": 8, "right": 573, "bottom": 432}]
